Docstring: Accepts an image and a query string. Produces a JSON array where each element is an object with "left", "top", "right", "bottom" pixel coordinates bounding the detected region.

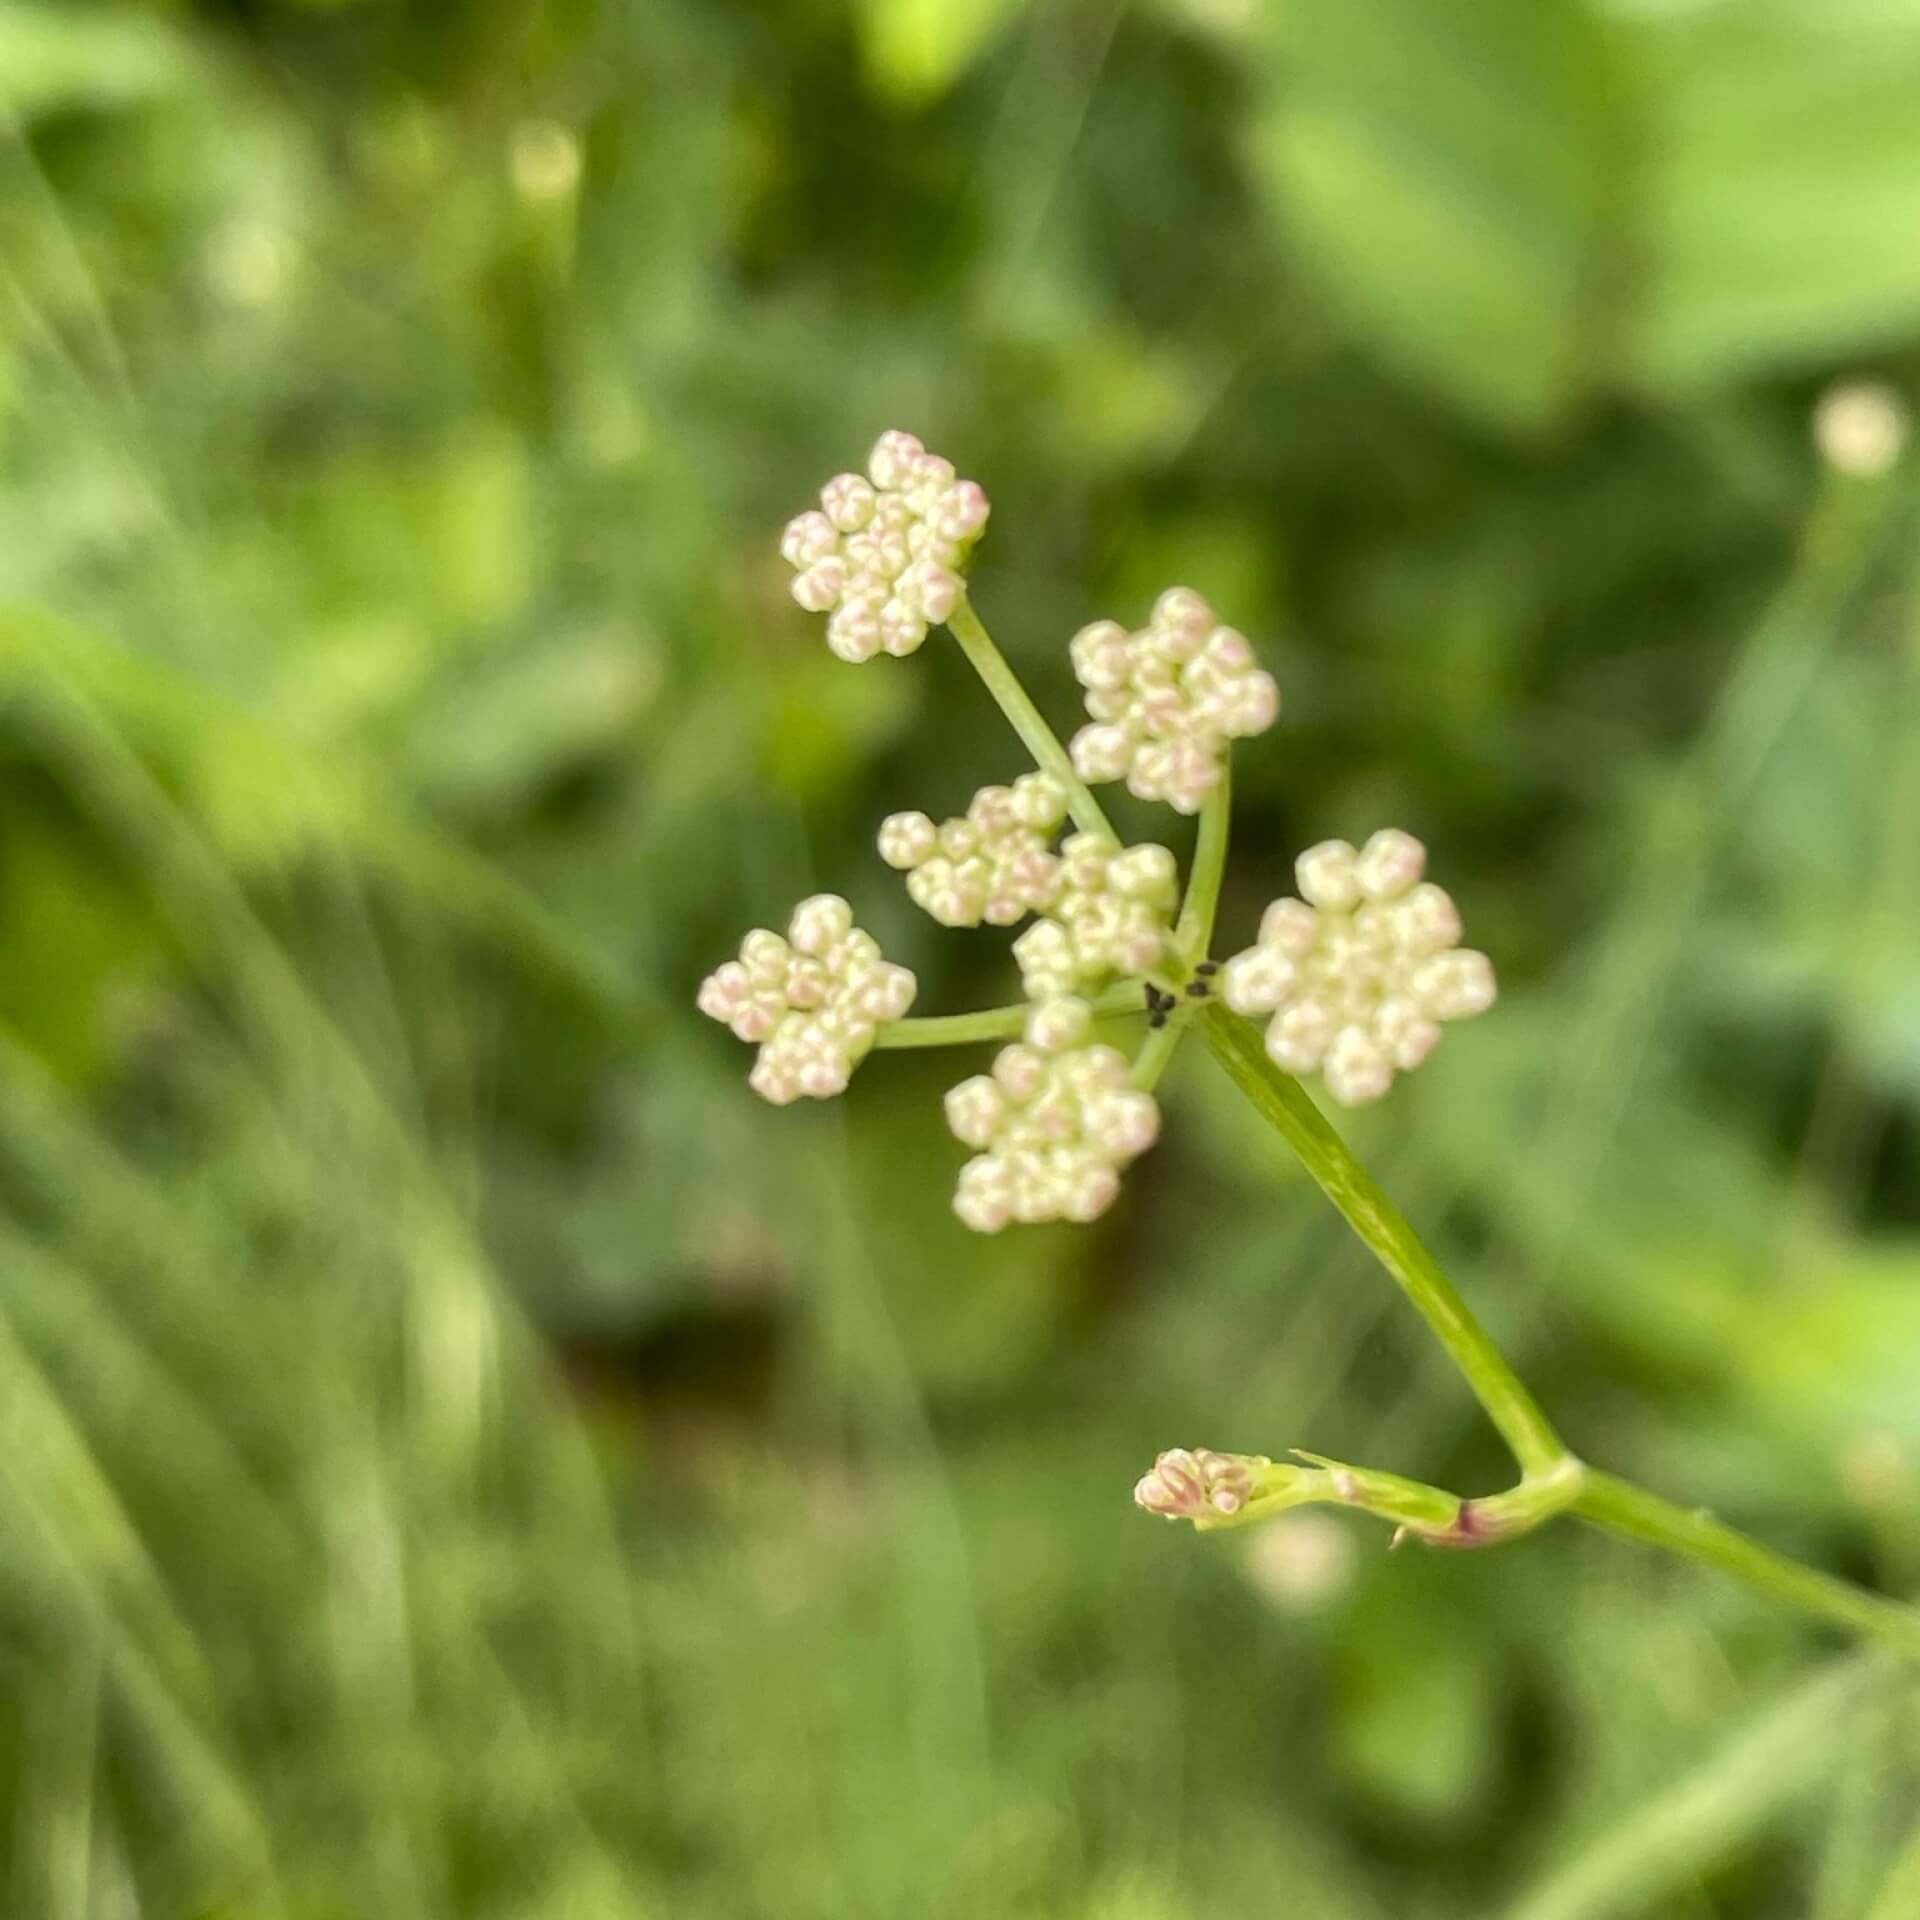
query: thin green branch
[
  {"left": 1127, "top": 762, "right": 1235, "bottom": 1089},
  {"left": 1174, "top": 769, "right": 1232, "bottom": 961},
  {"left": 1572, "top": 1473, "right": 1920, "bottom": 1659},
  {"left": 874, "top": 981, "right": 1143, "bottom": 1050},
  {"left": 1129, "top": 1006, "right": 1193, "bottom": 1091},
  {"left": 944, "top": 592, "right": 1116, "bottom": 841},
  {"left": 1201, "top": 1002, "right": 1567, "bottom": 1477},
  {"left": 1229, "top": 1451, "right": 1583, "bottom": 1545}
]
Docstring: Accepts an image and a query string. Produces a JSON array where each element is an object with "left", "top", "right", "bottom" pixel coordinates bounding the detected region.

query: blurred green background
[{"left": 3, "top": 0, "right": 1920, "bottom": 1914}]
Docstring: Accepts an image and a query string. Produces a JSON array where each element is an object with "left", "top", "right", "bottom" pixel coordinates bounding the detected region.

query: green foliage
[
  {"left": 0, "top": 0, "right": 1918, "bottom": 1914},
  {"left": 1251, "top": 0, "right": 1920, "bottom": 428}
]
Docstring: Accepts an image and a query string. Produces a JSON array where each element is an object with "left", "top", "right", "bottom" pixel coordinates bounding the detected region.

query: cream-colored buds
[
  {"left": 1220, "top": 830, "right": 1495, "bottom": 1106},
  {"left": 1068, "top": 587, "right": 1279, "bottom": 814},
  {"left": 1012, "top": 832, "right": 1178, "bottom": 1001},
  {"left": 879, "top": 773, "right": 1071, "bottom": 928},
  {"left": 780, "top": 430, "right": 990, "bottom": 663},
  {"left": 944, "top": 998, "right": 1160, "bottom": 1232},
  {"left": 697, "top": 895, "right": 917, "bottom": 1104}
]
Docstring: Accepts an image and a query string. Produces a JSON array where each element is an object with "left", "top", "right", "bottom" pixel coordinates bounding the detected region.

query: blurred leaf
[
  {"left": 1503, "top": 1662, "right": 1869, "bottom": 1920},
  {"left": 1630, "top": 0, "right": 1920, "bottom": 390},
  {"left": 1248, "top": 0, "right": 1603, "bottom": 432},
  {"left": 1249, "top": 0, "right": 1920, "bottom": 430},
  {"left": 855, "top": 0, "right": 1032, "bottom": 103},
  {"left": 1865, "top": 1821, "right": 1920, "bottom": 1920},
  {"left": 0, "top": 1, "right": 197, "bottom": 118},
  {"left": 1333, "top": 1601, "right": 1498, "bottom": 1824},
  {"left": 410, "top": 626, "right": 661, "bottom": 820}
]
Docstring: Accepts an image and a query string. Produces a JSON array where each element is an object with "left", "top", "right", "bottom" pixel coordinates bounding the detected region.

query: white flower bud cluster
[
  {"left": 1219, "top": 830, "right": 1496, "bottom": 1107},
  {"left": 1069, "top": 587, "right": 1280, "bottom": 815},
  {"left": 877, "top": 774, "right": 1070, "bottom": 928},
  {"left": 944, "top": 997, "right": 1160, "bottom": 1232},
  {"left": 697, "top": 894, "right": 917, "bottom": 1105},
  {"left": 779, "top": 430, "right": 991, "bottom": 664},
  {"left": 1012, "top": 832, "right": 1179, "bottom": 1001},
  {"left": 1134, "top": 1447, "right": 1258, "bottom": 1521}
]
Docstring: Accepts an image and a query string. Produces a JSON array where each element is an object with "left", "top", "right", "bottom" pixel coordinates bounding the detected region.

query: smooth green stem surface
[
  {"left": 945, "top": 593, "right": 1116, "bottom": 841},
  {"left": 1130, "top": 1007, "right": 1192, "bottom": 1092},
  {"left": 1174, "top": 772, "right": 1231, "bottom": 962},
  {"left": 1574, "top": 1473, "right": 1920, "bottom": 1658},
  {"left": 1202, "top": 1003, "right": 1567, "bottom": 1477},
  {"left": 1129, "top": 771, "right": 1235, "bottom": 1090},
  {"left": 875, "top": 981, "right": 1143, "bottom": 1050}
]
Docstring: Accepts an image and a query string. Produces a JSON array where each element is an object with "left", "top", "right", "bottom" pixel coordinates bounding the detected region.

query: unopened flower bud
[
  {"left": 699, "top": 897, "right": 917, "bottom": 1103},
  {"left": 946, "top": 999, "right": 1159, "bottom": 1231},
  {"left": 1219, "top": 830, "right": 1495, "bottom": 1105},
  {"left": 1068, "top": 588, "right": 1280, "bottom": 814},
  {"left": 779, "top": 431, "right": 991, "bottom": 661}
]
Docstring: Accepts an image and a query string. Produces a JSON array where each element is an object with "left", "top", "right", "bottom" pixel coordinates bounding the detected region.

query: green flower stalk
[{"left": 700, "top": 426, "right": 1920, "bottom": 1661}]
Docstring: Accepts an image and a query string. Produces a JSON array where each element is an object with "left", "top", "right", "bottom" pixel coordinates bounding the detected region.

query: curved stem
[
  {"left": 1203, "top": 999, "right": 1920, "bottom": 1655},
  {"left": 1573, "top": 1473, "right": 1920, "bottom": 1658},
  {"left": 1201, "top": 1002, "right": 1567, "bottom": 1477},
  {"left": 944, "top": 592, "right": 1116, "bottom": 841},
  {"left": 1156, "top": 1447, "right": 1586, "bottom": 1545}
]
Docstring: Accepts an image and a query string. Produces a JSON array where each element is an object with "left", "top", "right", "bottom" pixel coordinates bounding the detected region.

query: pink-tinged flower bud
[
  {"left": 1221, "top": 946, "right": 1297, "bottom": 1016},
  {"left": 827, "top": 601, "right": 883, "bottom": 663},
  {"left": 1355, "top": 828, "right": 1425, "bottom": 901},
  {"left": 903, "top": 559, "right": 960, "bottom": 626},
  {"left": 820, "top": 472, "right": 877, "bottom": 532},
  {"left": 933, "top": 480, "right": 990, "bottom": 543},
  {"left": 791, "top": 557, "right": 847, "bottom": 614},
  {"left": 878, "top": 600, "right": 927, "bottom": 658},
  {"left": 1010, "top": 772, "right": 1069, "bottom": 830},
  {"left": 1134, "top": 1447, "right": 1257, "bottom": 1520},
  {"left": 1324, "top": 1029, "right": 1392, "bottom": 1107},
  {"left": 1295, "top": 840, "right": 1360, "bottom": 912},
  {"left": 780, "top": 510, "right": 837, "bottom": 569},
  {"left": 1267, "top": 998, "right": 1334, "bottom": 1073},
  {"left": 788, "top": 894, "right": 853, "bottom": 957},
  {"left": 866, "top": 429, "right": 925, "bottom": 491},
  {"left": 877, "top": 811, "right": 938, "bottom": 870}
]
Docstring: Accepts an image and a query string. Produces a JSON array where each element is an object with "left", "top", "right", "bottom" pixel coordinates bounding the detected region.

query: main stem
[
  {"left": 1202, "top": 1003, "right": 1566, "bottom": 1477},
  {"left": 1205, "top": 1001, "right": 1920, "bottom": 1656},
  {"left": 934, "top": 591, "right": 1920, "bottom": 1658},
  {"left": 1574, "top": 1473, "right": 1920, "bottom": 1657}
]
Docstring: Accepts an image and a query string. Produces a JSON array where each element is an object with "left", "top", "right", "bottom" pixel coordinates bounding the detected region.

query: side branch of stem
[{"left": 945, "top": 593, "right": 1116, "bottom": 841}]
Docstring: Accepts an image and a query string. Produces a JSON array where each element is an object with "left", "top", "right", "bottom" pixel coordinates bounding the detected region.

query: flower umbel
[
  {"left": 1069, "top": 587, "right": 1280, "bottom": 815},
  {"left": 722, "top": 435, "right": 1492, "bottom": 1224},
  {"left": 781, "top": 430, "right": 990, "bottom": 663},
  {"left": 697, "top": 894, "right": 916, "bottom": 1105},
  {"left": 1219, "top": 830, "right": 1495, "bottom": 1106},
  {"left": 879, "top": 773, "right": 1070, "bottom": 928},
  {"left": 944, "top": 997, "right": 1160, "bottom": 1231},
  {"left": 1011, "top": 833, "right": 1179, "bottom": 1002},
  {"left": 706, "top": 433, "right": 1920, "bottom": 1665}
]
